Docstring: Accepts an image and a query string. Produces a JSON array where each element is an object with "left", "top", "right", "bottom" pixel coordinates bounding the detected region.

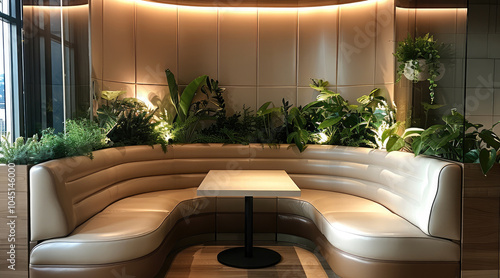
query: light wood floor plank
[{"left": 162, "top": 244, "right": 336, "bottom": 278}]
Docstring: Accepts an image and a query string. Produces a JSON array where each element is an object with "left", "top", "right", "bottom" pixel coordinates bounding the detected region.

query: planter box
[
  {"left": 0, "top": 165, "right": 29, "bottom": 278},
  {"left": 462, "top": 163, "right": 500, "bottom": 278}
]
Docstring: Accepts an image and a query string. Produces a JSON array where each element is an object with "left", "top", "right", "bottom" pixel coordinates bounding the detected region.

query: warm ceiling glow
[{"left": 133, "top": 0, "right": 380, "bottom": 10}]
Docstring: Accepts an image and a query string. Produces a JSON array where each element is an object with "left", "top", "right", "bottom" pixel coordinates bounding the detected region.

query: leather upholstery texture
[
  {"left": 29, "top": 144, "right": 462, "bottom": 277},
  {"left": 277, "top": 214, "right": 460, "bottom": 278}
]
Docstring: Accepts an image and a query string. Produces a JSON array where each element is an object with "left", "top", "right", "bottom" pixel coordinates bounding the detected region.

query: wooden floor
[{"left": 159, "top": 243, "right": 339, "bottom": 278}]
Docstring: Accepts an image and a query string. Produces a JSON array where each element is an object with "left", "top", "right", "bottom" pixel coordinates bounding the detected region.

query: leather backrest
[
  {"left": 30, "top": 143, "right": 461, "bottom": 241},
  {"left": 249, "top": 145, "right": 462, "bottom": 240}
]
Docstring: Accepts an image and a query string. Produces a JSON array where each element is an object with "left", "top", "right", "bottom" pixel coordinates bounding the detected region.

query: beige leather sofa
[{"left": 29, "top": 144, "right": 462, "bottom": 278}]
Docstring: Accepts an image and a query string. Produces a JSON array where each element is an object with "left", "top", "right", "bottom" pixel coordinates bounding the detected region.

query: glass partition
[
  {"left": 464, "top": 2, "right": 500, "bottom": 138},
  {"left": 394, "top": 1, "right": 467, "bottom": 162},
  {"left": 394, "top": 3, "right": 467, "bottom": 127},
  {"left": 23, "top": 0, "right": 90, "bottom": 135}
]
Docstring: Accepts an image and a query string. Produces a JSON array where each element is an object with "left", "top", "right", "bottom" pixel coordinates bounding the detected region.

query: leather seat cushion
[
  {"left": 30, "top": 188, "right": 214, "bottom": 265},
  {"left": 278, "top": 189, "right": 460, "bottom": 262}
]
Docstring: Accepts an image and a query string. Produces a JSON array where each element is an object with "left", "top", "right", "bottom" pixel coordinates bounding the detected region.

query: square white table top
[{"left": 197, "top": 170, "right": 301, "bottom": 197}]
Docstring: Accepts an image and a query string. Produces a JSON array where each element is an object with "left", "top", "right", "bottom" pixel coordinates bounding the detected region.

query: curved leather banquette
[{"left": 29, "top": 144, "right": 462, "bottom": 278}]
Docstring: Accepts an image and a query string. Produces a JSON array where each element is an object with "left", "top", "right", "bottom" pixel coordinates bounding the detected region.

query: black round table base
[{"left": 217, "top": 247, "right": 281, "bottom": 269}]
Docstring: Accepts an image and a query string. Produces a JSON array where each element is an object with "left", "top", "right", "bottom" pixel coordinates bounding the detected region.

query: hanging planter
[
  {"left": 403, "top": 59, "right": 429, "bottom": 81},
  {"left": 394, "top": 34, "right": 443, "bottom": 104},
  {"left": 403, "top": 59, "right": 445, "bottom": 82}
]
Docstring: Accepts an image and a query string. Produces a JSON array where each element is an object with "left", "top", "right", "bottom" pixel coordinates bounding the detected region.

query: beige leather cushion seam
[
  {"left": 64, "top": 159, "right": 169, "bottom": 183},
  {"left": 65, "top": 158, "right": 247, "bottom": 183},
  {"left": 69, "top": 160, "right": 247, "bottom": 205},
  {"left": 71, "top": 174, "right": 201, "bottom": 206}
]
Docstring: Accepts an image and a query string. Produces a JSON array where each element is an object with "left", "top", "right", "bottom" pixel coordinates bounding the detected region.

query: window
[
  {"left": 23, "top": 1, "right": 90, "bottom": 136},
  {"left": 0, "top": 0, "right": 22, "bottom": 140}
]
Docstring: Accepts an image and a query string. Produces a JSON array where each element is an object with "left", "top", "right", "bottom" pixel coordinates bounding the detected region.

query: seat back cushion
[{"left": 250, "top": 144, "right": 462, "bottom": 241}]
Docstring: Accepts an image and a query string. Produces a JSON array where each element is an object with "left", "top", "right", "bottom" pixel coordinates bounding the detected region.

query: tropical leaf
[
  {"left": 479, "top": 148, "right": 496, "bottom": 175},
  {"left": 386, "top": 135, "right": 405, "bottom": 152},
  {"left": 319, "top": 117, "right": 342, "bottom": 129},
  {"left": 165, "top": 69, "right": 179, "bottom": 113},
  {"left": 178, "top": 75, "right": 207, "bottom": 121}
]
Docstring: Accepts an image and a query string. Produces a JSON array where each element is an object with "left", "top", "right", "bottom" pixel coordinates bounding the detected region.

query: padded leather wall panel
[
  {"left": 249, "top": 159, "right": 334, "bottom": 175},
  {"left": 250, "top": 144, "right": 337, "bottom": 159},
  {"left": 173, "top": 143, "right": 250, "bottom": 158},
  {"left": 66, "top": 160, "right": 178, "bottom": 203},
  {"left": 173, "top": 159, "right": 250, "bottom": 173}
]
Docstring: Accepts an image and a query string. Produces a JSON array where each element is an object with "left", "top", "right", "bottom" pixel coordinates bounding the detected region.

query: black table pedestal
[{"left": 217, "top": 196, "right": 281, "bottom": 269}]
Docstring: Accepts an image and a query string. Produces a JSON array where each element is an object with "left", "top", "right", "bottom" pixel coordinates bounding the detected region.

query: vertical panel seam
[
  {"left": 374, "top": 0, "right": 378, "bottom": 88},
  {"left": 217, "top": 8, "right": 220, "bottom": 81},
  {"left": 256, "top": 9, "right": 260, "bottom": 106},
  {"left": 296, "top": 8, "right": 299, "bottom": 104},
  {"left": 134, "top": 1, "right": 137, "bottom": 98},
  {"left": 336, "top": 6, "right": 340, "bottom": 88},
  {"left": 176, "top": 6, "right": 180, "bottom": 81}
]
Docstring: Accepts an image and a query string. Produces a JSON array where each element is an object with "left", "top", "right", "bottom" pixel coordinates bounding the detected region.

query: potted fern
[{"left": 394, "top": 33, "right": 443, "bottom": 104}]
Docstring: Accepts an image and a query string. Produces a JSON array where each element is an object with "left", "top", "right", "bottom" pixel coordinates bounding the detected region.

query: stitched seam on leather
[
  {"left": 68, "top": 158, "right": 247, "bottom": 204},
  {"left": 66, "top": 157, "right": 248, "bottom": 183},
  {"left": 71, "top": 173, "right": 206, "bottom": 205},
  {"left": 250, "top": 158, "right": 424, "bottom": 184}
]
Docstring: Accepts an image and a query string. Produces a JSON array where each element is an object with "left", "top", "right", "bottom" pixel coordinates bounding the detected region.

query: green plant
[
  {"left": 380, "top": 122, "right": 423, "bottom": 152},
  {"left": 197, "top": 78, "right": 227, "bottom": 119},
  {"left": 254, "top": 101, "right": 285, "bottom": 144},
  {"left": 107, "top": 108, "right": 166, "bottom": 151},
  {"left": 285, "top": 79, "right": 396, "bottom": 152},
  {"left": 421, "top": 101, "right": 445, "bottom": 128},
  {"left": 285, "top": 100, "right": 319, "bottom": 151},
  {"left": 165, "top": 69, "right": 207, "bottom": 124},
  {"left": 388, "top": 109, "right": 500, "bottom": 175},
  {"left": 194, "top": 85, "right": 257, "bottom": 144},
  {"left": 0, "top": 119, "right": 108, "bottom": 165},
  {"left": 96, "top": 91, "right": 148, "bottom": 131},
  {"left": 61, "top": 119, "right": 109, "bottom": 158},
  {"left": 0, "top": 134, "right": 41, "bottom": 164},
  {"left": 394, "top": 33, "right": 441, "bottom": 103},
  {"left": 37, "top": 119, "right": 108, "bottom": 161}
]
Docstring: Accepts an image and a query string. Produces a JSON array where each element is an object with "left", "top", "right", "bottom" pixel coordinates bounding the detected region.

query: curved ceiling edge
[
  {"left": 140, "top": 0, "right": 372, "bottom": 8},
  {"left": 23, "top": 0, "right": 89, "bottom": 6},
  {"left": 395, "top": 0, "right": 466, "bottom": 9}
]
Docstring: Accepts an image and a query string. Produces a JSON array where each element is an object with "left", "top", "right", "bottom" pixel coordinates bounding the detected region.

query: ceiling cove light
[{"left": 132, "top": 0, "right": 380, "bottom": 10}]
